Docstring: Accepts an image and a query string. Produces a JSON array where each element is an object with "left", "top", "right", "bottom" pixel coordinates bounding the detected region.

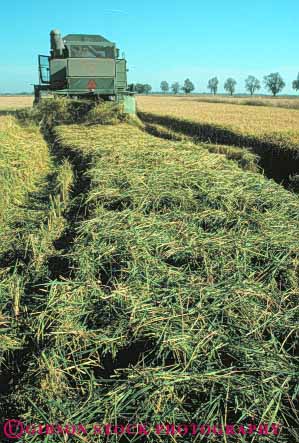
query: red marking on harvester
[{"left": 87, "top": 80, "right": 97, "bottom": 90}]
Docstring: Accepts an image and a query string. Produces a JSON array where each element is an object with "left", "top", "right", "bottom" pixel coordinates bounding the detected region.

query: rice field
[
  {"left": 0, "top": 100, "right": 299, "bottom": 442},
  {"left": 164, "top": 94, "right": 299, "bottom": 110},
  {"left": 0, "top": 95, "right": 34, "bottom": 110},
  {"left": 137, "top": 96, "right": 299, "bottom": 149}
]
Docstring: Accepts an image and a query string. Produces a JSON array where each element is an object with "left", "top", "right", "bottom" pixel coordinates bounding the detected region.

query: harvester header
[{"left": 34, "top": 29, "right": 135, "bottom": 114}]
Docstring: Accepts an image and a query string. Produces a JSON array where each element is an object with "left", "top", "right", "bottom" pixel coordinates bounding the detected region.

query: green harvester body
[{"left": 34, "top": 30, "right": 135, "bottom": 114}]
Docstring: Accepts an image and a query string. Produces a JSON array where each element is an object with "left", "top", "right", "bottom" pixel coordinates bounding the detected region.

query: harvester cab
[{"left": 34, "top": 29, "right": 136, "bottom": 114}]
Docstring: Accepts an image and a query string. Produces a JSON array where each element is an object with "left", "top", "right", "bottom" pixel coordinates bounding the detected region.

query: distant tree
[
  {"left": 134, "top": 83, "right": 145, "bottom": 94},
  {"left": 245, "top": 75, "right": 261, "bottom": 95},
  {"left": 224, "top": 78, "right": 237, "bottom": 95},
  {"left": 171, "top": 82, "right": 180, "bottom": 94},
  {"left": 207, "top": 77, "right": 219, "bottom": 95},
  {"left": 160, "top": 81, "right": 169, "bottom": 93},
  {"left": 128, "top": 83, "right": 135, "bottom": 92},
  {"left": 143, "top": 84, "right": 152, "bottom": 94},
  {"left": 292, "top": 73, "right": 299, "bottom": 92},
  {"left": 182, "top": 78, "right": 195, "bottom": 94},
  {"left": 264, "top": 73, "right": 285, "bottom": 96}
]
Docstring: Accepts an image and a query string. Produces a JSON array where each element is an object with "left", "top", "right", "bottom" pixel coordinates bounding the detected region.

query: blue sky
[{"left": 1, "top": 0, "right": 298, "bottom": 94}]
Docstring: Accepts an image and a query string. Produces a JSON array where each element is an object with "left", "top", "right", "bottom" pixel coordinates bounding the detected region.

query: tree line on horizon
[{"left": 129, "top": 73, "right": 299, "bottom": 97}]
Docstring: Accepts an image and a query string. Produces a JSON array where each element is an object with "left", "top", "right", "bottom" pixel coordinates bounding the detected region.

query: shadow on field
[
  {"left": 138, "top": 111, "right": 299, "bottom": 189},
  {"left": 0, "top": 110, "right": 18, "bottom": 116}
]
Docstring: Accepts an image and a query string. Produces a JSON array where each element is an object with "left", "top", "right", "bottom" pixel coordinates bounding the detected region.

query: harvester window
[
  {"left": 70, "top": 45, "right": 114, "bottom": 58},
  {"left": 38, "top": 55, "right": 50, "bottom": 84}
]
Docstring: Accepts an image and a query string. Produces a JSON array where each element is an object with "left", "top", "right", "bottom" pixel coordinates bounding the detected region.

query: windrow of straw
[
  {"left": 137, "top": 96, "right": 299, "bottom": 147},
  {"left": 16, "top": 97, "right": 129, "bottom": 131},
  {"left": 0, "top": 115, "right": 50, "bottom": 365},
  {"left": 143, "top": 121, "right": 259, "bottom": 172},
  {"left": 0, "top": 116, "right": 50, "bottom": 230},
  {"left": 0, "top": 115, "right": 75, "bottom": 424},
  {"left": 9, "top": 120, "right": 299, "bottom": 442},
  {"left": 137, "top": 96, "right": 299, "bottom": 185}
]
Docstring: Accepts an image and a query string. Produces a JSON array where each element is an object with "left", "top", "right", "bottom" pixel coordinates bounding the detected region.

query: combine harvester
[{"left": 34, "top": 29, "right": 136, "bottom": 114}]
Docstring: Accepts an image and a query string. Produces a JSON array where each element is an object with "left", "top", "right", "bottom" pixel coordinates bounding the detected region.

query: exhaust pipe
[{"left": 50, "top": 29, "right": 65, "bottom": 57}]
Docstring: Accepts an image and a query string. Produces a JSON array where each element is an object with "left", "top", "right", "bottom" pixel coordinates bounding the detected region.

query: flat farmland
[
  {"left": 0, "top": 95, "right": 33, "bottom": 110},
  {"left": 137, "top": 96, "right": 299, "bottom": 146},
  {"left": 165, "top": 94, "right": 299, "bottom": 109},
  {"left": 0, "top": 99, "right": 299, "bottom": 442}
]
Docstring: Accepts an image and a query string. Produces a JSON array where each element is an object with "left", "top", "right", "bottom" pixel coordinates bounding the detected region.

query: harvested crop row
[
  {"left": 15, "top": 121, "right": 299, "bottom": 442},
  {"left": 0, "top": 116, "right": 74, "bottom": 424},
  {"left": 137, "top": 96, "right": 299, "bottom": 148},
  {"left": 138, "top": 97, "right": 299, "bottom": 185},
  {"left": 0, "top": 116, "right": 50, "bottom": 232},
  {"left": 0, "top": 116, "right": 52, "bottom": 359},
  {"left": 144, "top": 121, "right": 259, "bottom": 172}
]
